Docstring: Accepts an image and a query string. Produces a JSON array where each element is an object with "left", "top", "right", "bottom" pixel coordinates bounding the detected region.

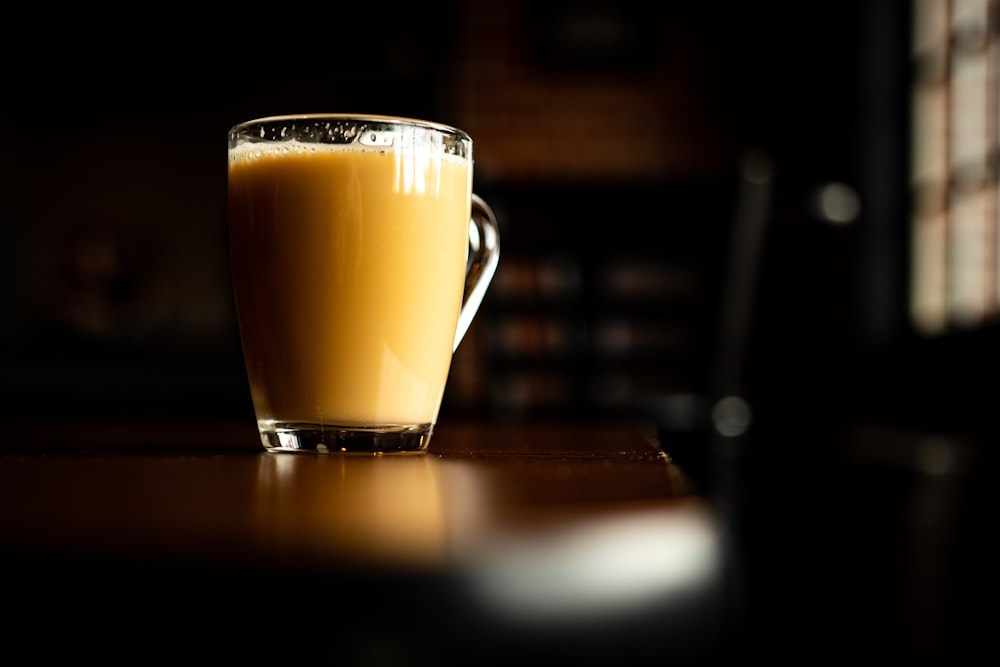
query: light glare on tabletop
[{"left": 467, "top": 506, "right": 721, "bottom": 622}]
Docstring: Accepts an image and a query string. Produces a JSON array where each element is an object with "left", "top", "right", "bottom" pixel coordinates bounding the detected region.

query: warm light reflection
[
  {"left": 466, "top": 505, "right": 721, "bottom": 622},
  {"left": 253, "top": 453, "right": 449, "bottom": 566},
  {"left": 249, "top": 445, "right": 716, "bottom": 625},
  {"left": 391, "top": 127, "right": 444, "bottom": 196}
]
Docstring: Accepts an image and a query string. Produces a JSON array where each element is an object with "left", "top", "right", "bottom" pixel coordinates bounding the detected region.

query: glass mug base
[{"left": 259, "top": 421, "right": 433, "bottom": 454}]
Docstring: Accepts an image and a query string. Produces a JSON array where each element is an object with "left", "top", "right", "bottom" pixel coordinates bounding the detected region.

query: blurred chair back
[{"left": 650, "top": 148, "right": 773, "bottom": 491}]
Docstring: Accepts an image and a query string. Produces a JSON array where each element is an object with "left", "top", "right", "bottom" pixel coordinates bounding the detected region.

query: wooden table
[{"left": 0, "top": 418, "right": 738, "bottom": 665}]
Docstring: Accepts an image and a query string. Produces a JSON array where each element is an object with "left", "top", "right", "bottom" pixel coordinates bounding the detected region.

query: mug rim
[{"left": 228, "top": 114, "right": 471, "bottom": 143}]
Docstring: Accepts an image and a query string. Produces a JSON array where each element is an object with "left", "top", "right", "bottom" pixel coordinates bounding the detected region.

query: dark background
[
  {"left": 1, "top": 1, "right": 996, "bottom": 663},
  {"left": 1, "top": 1, "right": 903, "bottom": 427}
]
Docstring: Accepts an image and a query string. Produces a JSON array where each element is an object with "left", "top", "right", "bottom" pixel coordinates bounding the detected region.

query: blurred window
[{"left": 911, "top": 0, "right": 1000, "bottom": 333}]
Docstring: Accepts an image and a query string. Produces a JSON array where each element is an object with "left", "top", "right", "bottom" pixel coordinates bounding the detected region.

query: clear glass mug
[{"left": 228, "top": 115, "right": 499, "bottom": 454}]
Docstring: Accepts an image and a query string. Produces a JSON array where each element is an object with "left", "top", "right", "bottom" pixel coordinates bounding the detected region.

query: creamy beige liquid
[{"left": 229, "top": 141, "right": 472, "bottom": 428}]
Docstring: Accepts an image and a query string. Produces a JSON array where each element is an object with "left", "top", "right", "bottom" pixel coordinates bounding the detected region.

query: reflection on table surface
[{"left": 0, "top": 418, "right": 737, "bottom": 664}]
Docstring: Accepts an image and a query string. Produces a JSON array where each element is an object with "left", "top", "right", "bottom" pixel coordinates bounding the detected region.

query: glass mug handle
[{"left": 454, "top": 194, "right": 500, "bottom": 351}]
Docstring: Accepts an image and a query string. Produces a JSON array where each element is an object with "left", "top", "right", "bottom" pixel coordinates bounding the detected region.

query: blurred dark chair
[{"left": 642, "top": 147, "right": 774, "bottom": 497}]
